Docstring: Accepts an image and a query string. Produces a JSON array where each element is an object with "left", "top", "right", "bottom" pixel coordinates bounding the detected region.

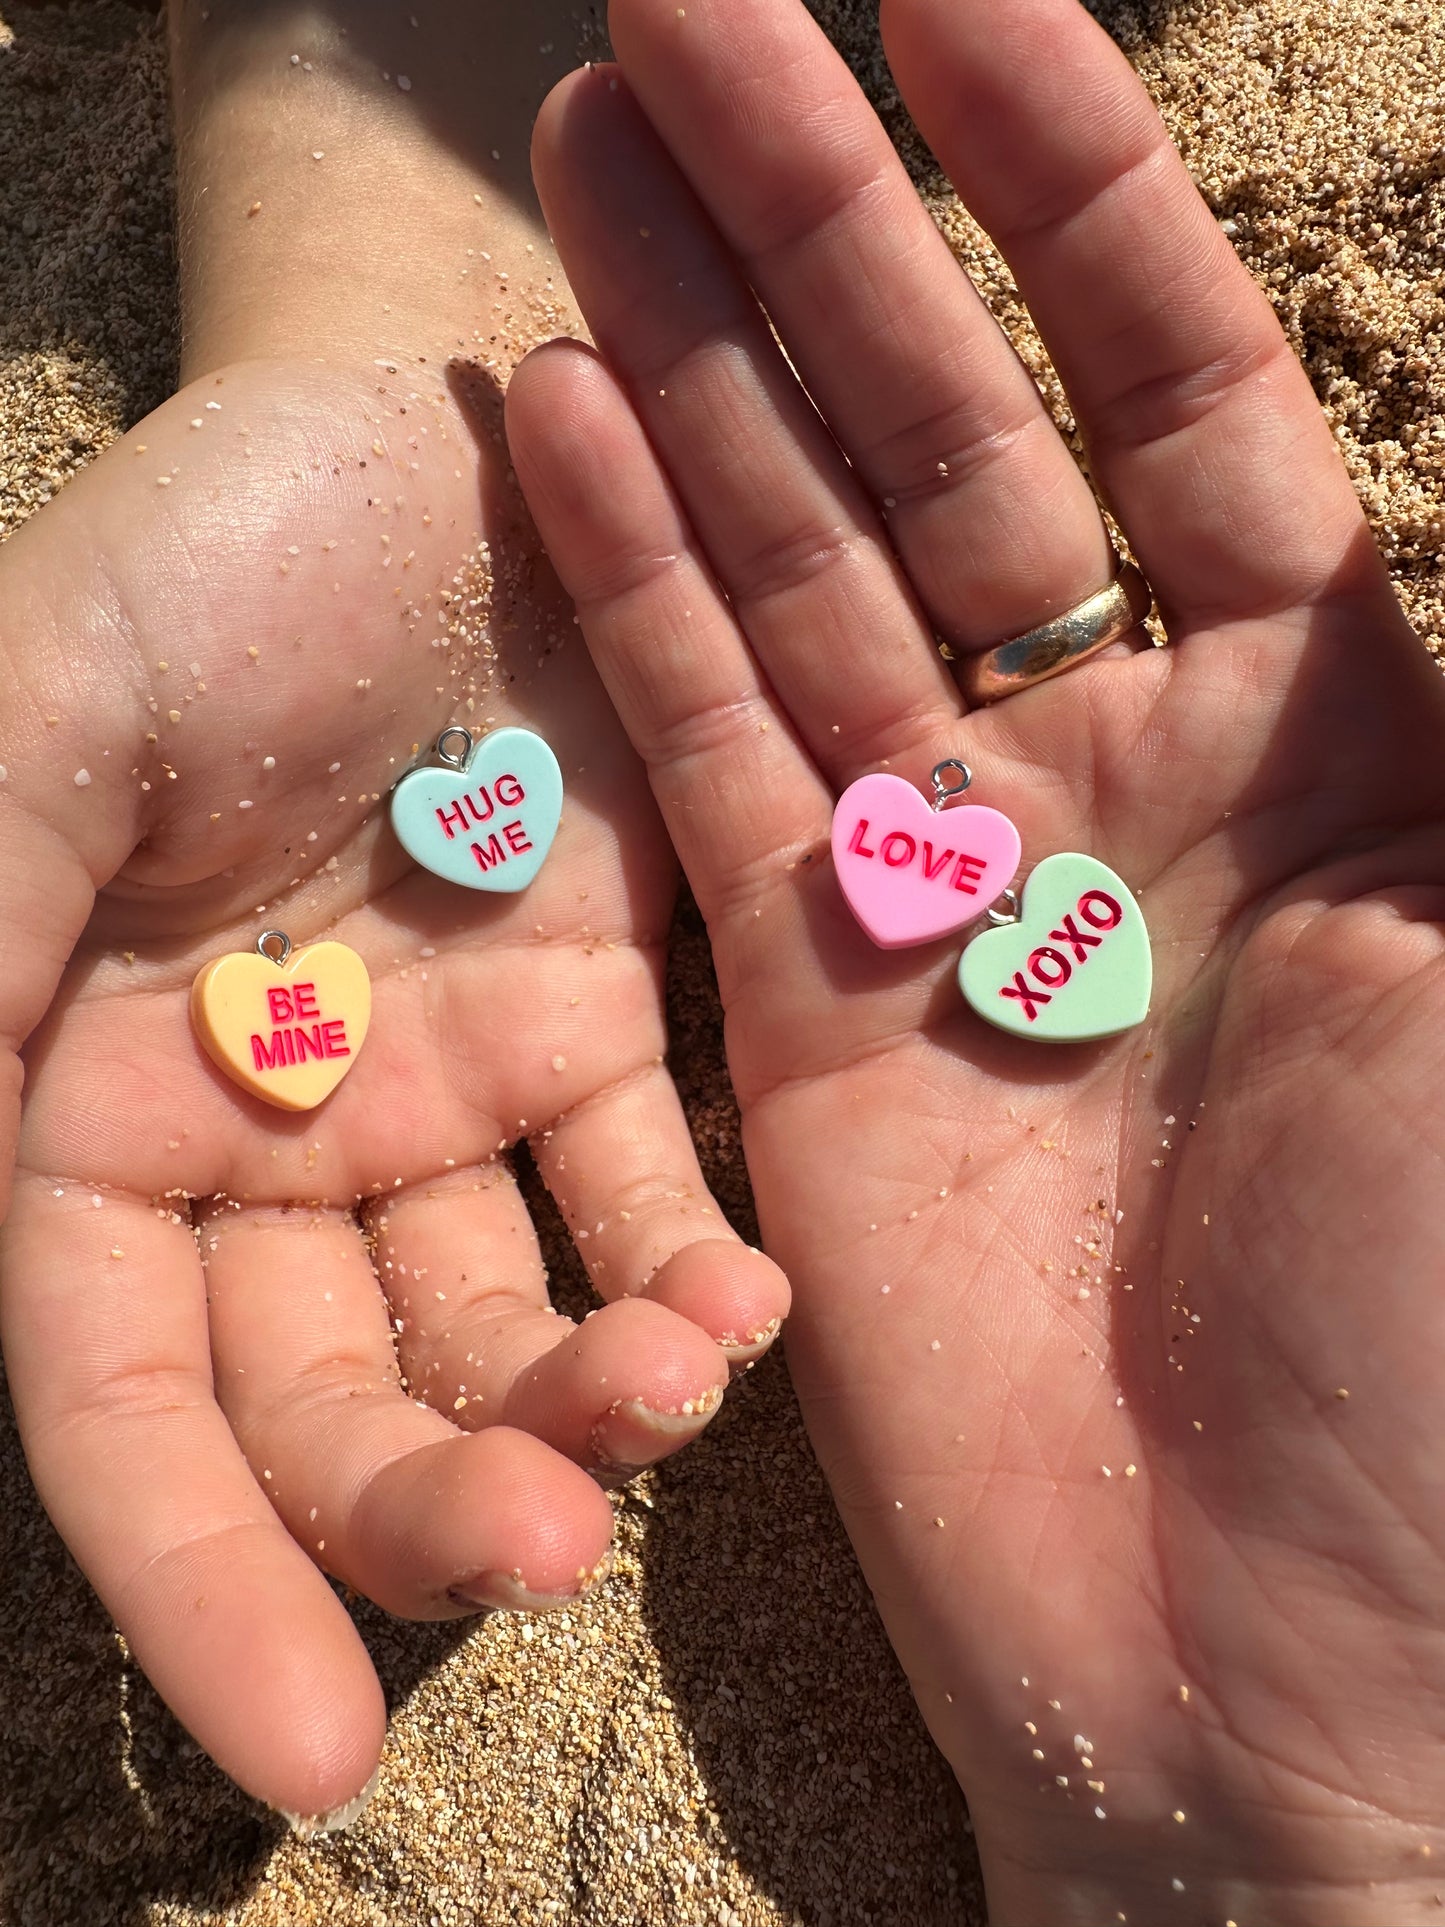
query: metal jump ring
[
  {"left": 257, "top": 929, "right": 292, "bottom": 965},
  {"left": 435, "top": 725, "right": 474, "bottom": 770},
  {"left": 985, "top": 890, "right": 1020, "bottom": 928},
  {"left": 930, "top": 759, "right": 973, "bottom": 810}
]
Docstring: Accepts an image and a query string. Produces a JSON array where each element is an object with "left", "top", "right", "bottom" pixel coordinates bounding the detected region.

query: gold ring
[{"left": 956, "top": 562, "right": 1155, "bottom": 705}]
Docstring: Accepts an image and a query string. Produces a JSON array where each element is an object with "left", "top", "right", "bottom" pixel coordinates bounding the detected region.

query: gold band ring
[{"left": 956, "top": 562, "right": 1155, "bottom": 705}]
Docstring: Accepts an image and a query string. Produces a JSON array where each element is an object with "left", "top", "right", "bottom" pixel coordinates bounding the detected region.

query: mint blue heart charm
[{"left": 390, "top": 725, "right": 563, "bottom": 894}]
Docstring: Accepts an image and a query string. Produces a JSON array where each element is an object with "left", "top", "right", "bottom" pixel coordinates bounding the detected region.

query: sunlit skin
[
  {"left": 0, "top": 1, "right": 787, "bottom": 1824},
  {"left": 506, "top": 0, "right": 1445, "bottom": 1916}
]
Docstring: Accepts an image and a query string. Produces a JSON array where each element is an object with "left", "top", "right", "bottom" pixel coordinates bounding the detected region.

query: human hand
[
  {"left": 0, "top": 1, "right": 786, "bottom": 1827},
  {"left": 506, "top": 0, "right": 1445, "bottom": 1915}
]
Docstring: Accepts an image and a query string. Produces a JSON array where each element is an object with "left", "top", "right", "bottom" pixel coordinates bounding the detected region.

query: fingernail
[
  {"left": 279, "top": 1763, "right": 381, "bottom": 1838},
  {"left": 720, "top": 1317, "right": 782, "bottom": 1365},
  {"left": 590, "top": 1384, "right": 725, "bottom": 1471},
  {"left": 447, "top": 1547, "right": 613, "bottom": 1615}
]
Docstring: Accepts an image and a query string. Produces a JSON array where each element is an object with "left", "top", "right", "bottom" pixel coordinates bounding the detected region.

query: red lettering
[
  {"left": 251, "top": 1031, "right": 288, "bottom": 1071},
  {"left": 293, "top": 1024, "right": 325, "bottom": 1062},
  {"left": 1000, "top": 973, "right": 1051, "bottom": 1022},
  {"left": 470, "top": 833, "right": 507, "bottom": 872},
  {"left": 848, "top": 818, "right": 876, "bottom": 859},
  {"left": 503, "top": 819, "right": 533, "bottom": 855},
  {"left": 881, "top": 831, "right": 916, "bottom": 868},
  {"left": 266, "top": 987, "right": 294, "bottom": 1023},
  {"left": 950, "top": 852, "right": 987, "bottom": 895},
  {"left": 495, "top": 773, "right": 525, "bottom": 808},
  {"left": 464, "top": 786, "right": 496, "bottom": 824},
  {"left": 1029, "top": 946, "right": 1073, "bottom": 989},
  {"left": 252, "top": 1020, "right": 348, "bottom": 1068},
  {"left": 1078, "top": 889, "right": 1123, "bottom": 931},
  {"left": 436, "top": 799, "right": 470, "bottom": 840},
  {"left": 921, "top": 841, "right": 955, "bottom": 882},
  {"left": 293, "top": 981, "right": 319, "bottom": 1018},
  {"left": 1048, "top": 913, "right": 1102, "bottom": 963}
]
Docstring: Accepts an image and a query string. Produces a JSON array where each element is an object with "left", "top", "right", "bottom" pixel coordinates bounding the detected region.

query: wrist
[{"left": 169, "top": 0, "right": 583, "bottom": 373}]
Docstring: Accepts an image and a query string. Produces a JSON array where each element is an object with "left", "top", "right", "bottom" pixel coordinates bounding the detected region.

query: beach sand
[{"left": 0, "top": 2, "right": 1441, "bottom": 1923}]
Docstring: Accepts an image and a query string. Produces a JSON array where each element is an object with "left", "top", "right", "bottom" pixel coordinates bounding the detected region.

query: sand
[{"left": 1, "top": 1, "right": 1441, "bottom": 1923}]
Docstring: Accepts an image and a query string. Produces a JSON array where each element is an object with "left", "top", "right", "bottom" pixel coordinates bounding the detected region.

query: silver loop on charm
[
  {"left": 930, "top": 759, "right": 973, "bottom": 811},
  {"left": 986, "top": 890, "right": 1020, "bottom": 928},
  {"left": 435, "top": 725, "right": 474, "bottom": 770},
  {"left": 257, "top": 929, "right": 292, "bottom": 965}
]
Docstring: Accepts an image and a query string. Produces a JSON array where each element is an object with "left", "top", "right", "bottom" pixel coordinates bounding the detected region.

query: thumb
[{"left": 0, "top": 514, "right": 149, "bottom": 1216}]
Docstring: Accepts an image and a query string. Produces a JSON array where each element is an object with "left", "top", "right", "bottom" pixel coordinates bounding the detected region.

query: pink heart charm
[{"left": 831, "top": 773, "right": 1021, "bottom": 949}]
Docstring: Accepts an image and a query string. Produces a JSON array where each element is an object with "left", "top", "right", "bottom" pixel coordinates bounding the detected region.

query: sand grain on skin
[{"left": 1, "top": 0, "right": 1443, "bottom": 1923}]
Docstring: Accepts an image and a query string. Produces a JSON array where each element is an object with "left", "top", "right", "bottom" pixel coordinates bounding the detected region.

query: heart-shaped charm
[
  {"left": 957, "top": 852, "right": 1151, "bottom": 1042},
  {"left": 191, "top": 933, "right": 372, "bottom": 1110},
  {"left": 831, "top": 772, "right": 1021, "bottom": 948},
  {"left": 390, "top": 725, "right": 562, "bottom": 894}
]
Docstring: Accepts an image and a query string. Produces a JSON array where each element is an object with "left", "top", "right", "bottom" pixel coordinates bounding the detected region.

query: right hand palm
[{"left": 507, "top": 0, "right": 1445, "bottom": 1904}]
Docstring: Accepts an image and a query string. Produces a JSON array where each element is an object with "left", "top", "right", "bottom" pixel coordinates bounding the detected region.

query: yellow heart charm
[{"left": 190, "top": 932, "right": 371, "bottom": 1111}]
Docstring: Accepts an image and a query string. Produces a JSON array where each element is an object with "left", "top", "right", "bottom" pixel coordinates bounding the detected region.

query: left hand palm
[{"left": 0, "top": 354, "right": 786, "bottom": 1818}]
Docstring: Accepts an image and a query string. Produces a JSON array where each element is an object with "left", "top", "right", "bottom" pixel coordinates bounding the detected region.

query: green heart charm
[
  {"left": 390, "top": 725, "right": 562, "bottom": 894},
  {"left": 958, "top": 852, "right": 1151, "bottom": 1042}
]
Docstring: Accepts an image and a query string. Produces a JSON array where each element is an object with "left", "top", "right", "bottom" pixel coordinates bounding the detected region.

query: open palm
[
  {"left": 508, "top": 0, "right": 1445, "bottom": 1909},
  {"left": 0, "top": 354, "right": 787, "bottom": 1821}
]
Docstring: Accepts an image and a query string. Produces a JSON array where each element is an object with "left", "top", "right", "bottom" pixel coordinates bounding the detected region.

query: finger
[
  {"left": 364, "top": 1165, "right": 735, "bottom": 1473},
  {"left": 506, "top": 340, "right": 833, "bottom": 936},
  {"left": 508, "top": 343, "right": 949, "bottom": 1066},
  {"left": 496, "top": 1295, "right": 728, "bottom": 1475},
  {"left": 369, "top": 1155, "right": 551, "bottom": 1420},
  {"left": 879, "top": 0, "right": 1384, "bottom": 622},
  {"left": 602, "top": 0, "right": 1117, "bottom": 653},
  {"left": 0, "top": 1175, "right": 384, "bottom": 1820},
  {"left": 203, "top": 1203, "right": 615, "bottom": 1616},
  {"left": 532, "top": 66, "right": 965, "bottom": 767},
  {"left": 529, "top": 1061, "right": 789, "bottom": 1362},
  {"left": 0, "top": 567, "right": 150, "bottom": 1221}
]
